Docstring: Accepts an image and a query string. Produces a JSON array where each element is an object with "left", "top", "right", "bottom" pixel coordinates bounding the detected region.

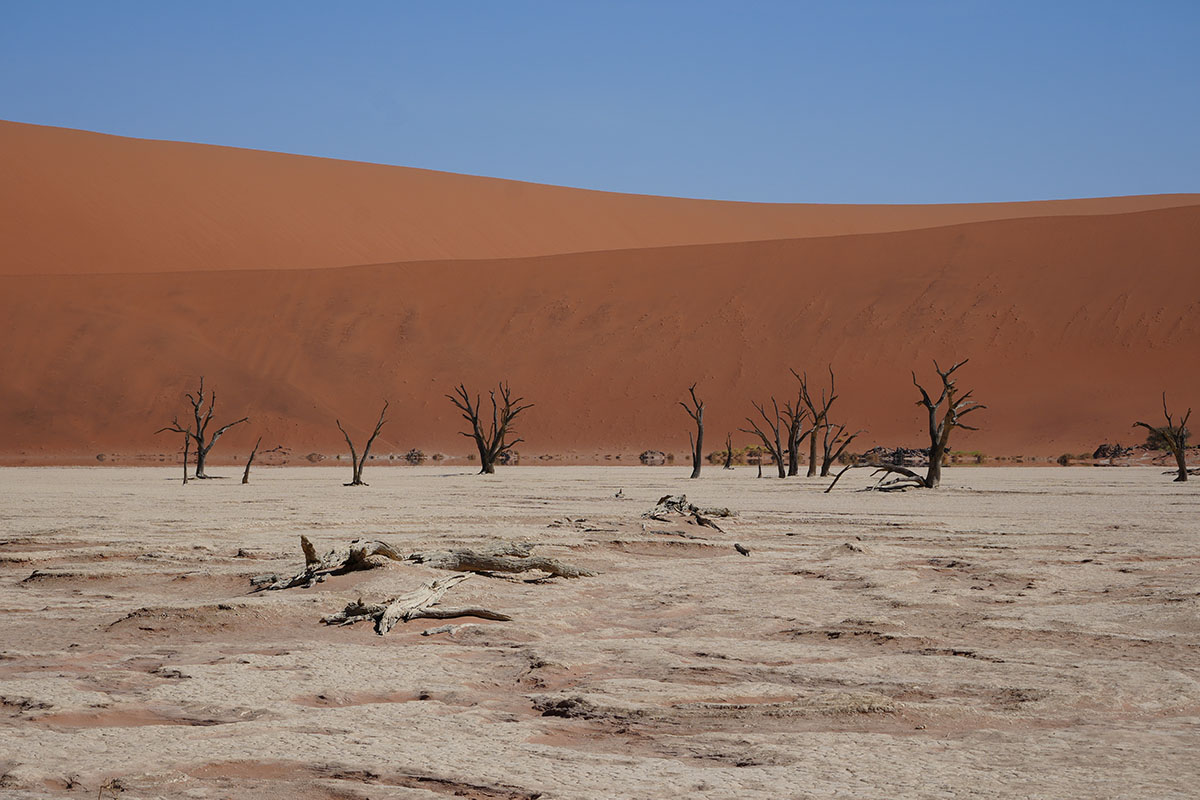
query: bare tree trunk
[
  {"left": 723, "top": 433, "right": 734, "bottom": 470},
  {"left": 195, "top": 444, "right": 208, "bottom": 479},
  {"left": 337, "top": 401, "right": 388, "bottom": 486},
  {"left": 681, "top": 384, "right": 704, "bottom": 479},
  {"left": 243, "top": 437, "right": 261, "bottom": 484},
  {"left": 819, "top": 423, "right": 861, "bottom": 477},
  {"left": 182, "top": 433, "right": 190, "bottom": 485},
  {"left": 1174, "top": 448, "right": 1188, "bottom": 482},
  {"left": 782, "top": 398, "right": 807, "bottom": 477},
  {"left": 242, "top": 438, "right": 283, "bottom": 484}
]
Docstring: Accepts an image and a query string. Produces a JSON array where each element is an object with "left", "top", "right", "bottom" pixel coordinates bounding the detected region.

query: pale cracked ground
[{"left": 0, "top": 466, "right": 1197, "bottom": 799}]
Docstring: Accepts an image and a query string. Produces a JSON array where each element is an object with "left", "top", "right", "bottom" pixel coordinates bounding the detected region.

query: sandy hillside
[
  {"left": 1, "top": 466, "right": 1197, "bottom": 799},
  {"left": 4, "top": 120, "right": 1197, "bottom": 277},
  {"left": 1, "top": 121, "right": 1198, "bottom": 462}
]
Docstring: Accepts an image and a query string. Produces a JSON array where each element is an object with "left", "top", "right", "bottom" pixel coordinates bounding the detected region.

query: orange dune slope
[
  {"left": 2, "top": 183, "right": 1197, "bottom": 461},
  {"left": 3, "top": 119, "right": 1198, "bottom": 276}
]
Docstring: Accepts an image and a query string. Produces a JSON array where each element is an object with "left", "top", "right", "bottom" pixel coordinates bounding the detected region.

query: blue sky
[{"left": 2, "top": 2, "right": 1197, "bottom": 203}]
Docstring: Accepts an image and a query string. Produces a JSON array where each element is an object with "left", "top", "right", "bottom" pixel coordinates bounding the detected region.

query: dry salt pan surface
[{"left": 0, "top": 466, "right": 1197, "bottom": 799}]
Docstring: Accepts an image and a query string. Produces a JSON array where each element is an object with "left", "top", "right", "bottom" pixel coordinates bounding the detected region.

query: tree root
[{"left": 321, "top": 573, "right": 510, "bottom": 635}]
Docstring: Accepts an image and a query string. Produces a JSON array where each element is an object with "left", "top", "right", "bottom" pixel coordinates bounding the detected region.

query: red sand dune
[{"left": 1, "top": 121, "right": 1198, "bottom": 464}]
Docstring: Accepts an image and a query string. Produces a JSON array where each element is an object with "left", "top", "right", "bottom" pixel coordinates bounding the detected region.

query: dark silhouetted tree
[
  {"left": 1134, "top": 393, "right": 1192, "bottom": 482},
  {"left": 447, "top": 383, "right": 532, "bottom": 475},
  {"left": 680, "top": 384, "right": 704, "bottom": 479},
  {"left": 336, "top": 401, "right": 388, "bottom": 486},
  {"left": 741, "top": 398, "right": 787, "bottom": 479},
  {"left": 795, "top": 366, "right": 837, "bottom": 477},
  {"left": 819, "top": 422, "right": 863, "bottom": 477},
  {"left": 156, "top": 377, "right": 248, "bottom": 479}
]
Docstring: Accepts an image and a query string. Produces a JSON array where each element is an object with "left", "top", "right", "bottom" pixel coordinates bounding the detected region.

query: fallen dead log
[
  {"left": 407, "top": 545, "right": 595, "bottom": 578},
  {"left": 824, "top": 464, "right": 928, "bottom": 493},
  {"left": 321, "top": 573, "right": 510, "bottom": 635},
  {"left": 641, "top": 494, "right": 732, "bottom": 532},
  {"left": 253, "top": 537, "right": 594, "bottom": 591},
  {"left": 251, "top": 536, "right": 405, "bottom": 591}
]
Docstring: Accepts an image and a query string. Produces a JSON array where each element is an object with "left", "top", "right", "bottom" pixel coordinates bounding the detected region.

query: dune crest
[{"left": 3, "top": 119, "right": 1198, "bottom": 276}]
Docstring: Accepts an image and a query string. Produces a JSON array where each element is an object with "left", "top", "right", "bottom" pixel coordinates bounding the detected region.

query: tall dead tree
[
  {"left": 829, "top": 360, "right": 982, "bottom": 492},
  {"left": 819, "top": 422, "right": 862, "bottom": 477},
  {"left": 1134, "top": 393, "right": 1192, "bottom": 482},
  {"left": 156, "top": 377, "right": 249, "bottom": 479},
  {"left": 740, "top": 398, "right": 787, "bottom": 478},
  {"left": 781, "top": 397, "right": 810, "bottom": 477},
  {"left": 723, "top": 433, "right": 735, "bottom": 470},
  {"left": 915, "top": 360, "right": 983, "bottom": 488},
  {"left": 447, "top": 382, "right": 532, "bottom": 475},
  {"left": 795, "top": 366, "right": 837, "bottom": 477},
  {"left": 336, "top": 401, "right": 388, "bottom": 486},
  {"left": 242, "top": 437, "right": 285, "bottom": 484},
  {"left": 680, "top": 384, "right": 704, "bottom": 479}
]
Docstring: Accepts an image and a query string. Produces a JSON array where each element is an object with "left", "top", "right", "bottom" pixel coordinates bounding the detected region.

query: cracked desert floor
[{"left": 1, "top": 466, "right": 1197, "bottom": 799}]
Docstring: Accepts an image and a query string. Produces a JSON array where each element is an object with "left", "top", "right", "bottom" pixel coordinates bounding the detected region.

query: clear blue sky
[{"left": 3, "top": 1, "right": 1197, "bottom": 203}]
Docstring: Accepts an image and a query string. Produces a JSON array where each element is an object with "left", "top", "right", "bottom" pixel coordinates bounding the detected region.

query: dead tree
[
  {"left": 795, "top": 366, "right": 837, "bottom": 477},
  {"left": 156, "top": 376, "right": 248, "bottom": 479},
  {"left": 681, "top": 384, "right": 704, "bottom": 479},
  {"left": 781, "top": 397, "right": 810, "bottom": 476},
  {"left": 860, "top": 359, "right": 985, "bottom": 490},
  {"left": 181, "top": 434, "right": 190, "bottom": 485},
  {"left": 819, "top": 422, "right": 863, "bottom": 477},
  {"left": 1134, "top": 393, "right": 1192, "bottom": 482},
  {"left": 447, "top": 382, "right": 532, "bottom": 474},
  {"left": 336, "top": 401, "right": 388, "bottom": 486},
  {"left": 741, "top": 399, "right": 787, "bottom": 478},
  {"left": 242, "top": 437, "right": 285, "bottom": 484},
  {"left": 723, "top": 433, "right": 735, "bottom": 470}
]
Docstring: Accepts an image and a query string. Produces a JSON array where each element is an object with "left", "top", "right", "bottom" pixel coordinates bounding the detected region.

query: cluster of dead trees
[
  {"left": 681, "top": 367, "right": 862, "bottom": 481},
  {"left": 158, "top": 368, "right": 1194, "bottom": 489},
  {"left": 159, "top": 377, "right": 531, "bottom": 485}
]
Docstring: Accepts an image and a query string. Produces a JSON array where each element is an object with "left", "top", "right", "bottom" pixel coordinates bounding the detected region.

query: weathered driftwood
[
  {"left": 407, "top": 543, "right": 595, "bottom": 578},
  {"left": 321, "top": 573, "right": 510, "bottom": 635},
  {"left": 642, "top": 495, "right": 734, "bottom": 531},
  {"left": 253, "top": 537, "right": 594, "bottom": 591},
  {"left": 251, "top": 535, "right": 405, "bottom": 591}
]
